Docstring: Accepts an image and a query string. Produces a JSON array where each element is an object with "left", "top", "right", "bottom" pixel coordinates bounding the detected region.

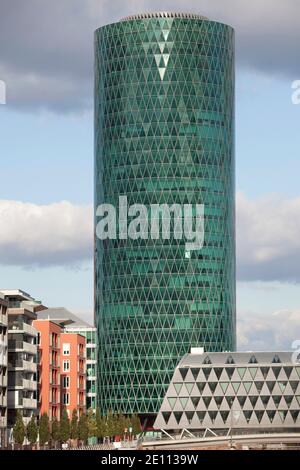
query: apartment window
[
  {"left": 63, "top": 393, "right": 69, "bottom": 405},
  {"left": 63, "top": 376, "right": 70, "bottom": 388},
  {"left": 63, "top": 343, "right": 70, "bottom": 355},
  {"left": 63, "top": 360, "right": 70, "bottom": 371}
]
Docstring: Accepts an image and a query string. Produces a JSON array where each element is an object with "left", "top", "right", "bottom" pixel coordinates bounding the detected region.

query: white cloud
[
  {"left": 237, "top": 192, "right": 300, "bottom": 281},
  {"left": 0, "top": 200, "right": 93, "bottom": 267},
  {"left": 0, "top": 0, "right": 299, "bottom": 112},
  {"left": 1, "top": 192, "right": 300, "bottom": 281},
  {"left": 237, "top": 308, "right": 300, "bottom": 351}
]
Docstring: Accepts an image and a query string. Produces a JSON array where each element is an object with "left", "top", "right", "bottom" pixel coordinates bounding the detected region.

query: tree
[
  {"left": 130, "top": 414, "right": 141, "bottom": 436},
  {"left": 78, "top": 413, "right": 88, "bottom": 445},
  {"left": 51, "top": 417, "right": 60, "bottom": 448},
  {"left": 13, "top": 411, "right": 25, "bottom": 447},
  {"left": 59, "top": 408, "right": 70, "bottom": 443},
  {"left": 39, "top": 412, "right": 50, "bottom": 448},
  {"left": 106, "top": 410, "right": 116, "bottom": 439},
  {"left": 26, "top": 416, "right": 38, "bottom": 447},
  {"left": 70, "top": 409, "right": 78, "bottom": 440},
  {"left": 114, "top": 413, "right": 126, "bottom": 437},
  {"left": 96, "top": 409, "right": 106, "bottom": 442},
  {"left": 87, "top": 408, "right": 97, "bottom": 439}
]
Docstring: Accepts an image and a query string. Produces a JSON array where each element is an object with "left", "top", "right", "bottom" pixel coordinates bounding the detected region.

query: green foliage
[
  {"left": 78, "top": 413, "right": 88, "bottom": 443},
  {"left": 96, "top": 408, "right": 106, "bottom": 439},
  {"left": 39, "top": 412, "right": 50, "bottom": 447},
  {"left": 129, "top": 414, "right": 141, "bottom": 435},
  {"left": 13, "top": 411, "right": 25, "bottom": 446},
  {"left": 105, "top": 410, "right": 116, "bottom": 437},
  {"left": 114, "top": 412, "right": 127, "bottom": 436},
  {"left": 51, "top": 417, "right": 60, "bottom": 443},
  {"left": 59, "top": 409, "right": 70, "bottom": 443},
  {"left": 70, "top": 409, "right": 78, "bottom": 440},
  {"left": 26, "top": 415, "right": 38, "bottom": 445},
  {"left": 87, "top": 408, "right": 97, "bottom": 438}
]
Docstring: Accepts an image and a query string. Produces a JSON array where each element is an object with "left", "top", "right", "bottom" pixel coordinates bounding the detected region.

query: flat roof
[{"left": 37, "top": 307, "right": 94, "bottom": 328}]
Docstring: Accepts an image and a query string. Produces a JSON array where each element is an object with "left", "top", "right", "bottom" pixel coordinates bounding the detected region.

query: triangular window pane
[
  {"left": 191, "top": 368, "right": 200, "bottom": 381},
  {"left": 191, "top": 396, "right": 200, "bottom": 408},
  {"left": 185, "top": 383, "right": 194, "bottom": 394},
  {"left": 266, "top": 410, "right": 276, "bottom": 423},
  {"left": 196, "top": 382, "right": 206, "bottom": 394},
  {"left": 162, "top": 412, "right": 171, "bottom": 424},
  {"left": 179, "top": 368, "right": 189, "bottom": 380},
  {"left": 174, "top": 412, "right": 183, "bottom": 424},
  {"left": 186, "top": 411, "right": 194, "bottom": 423},
  {"left": 232, "top": 382, "right": 240, "bottom": 393},
  {"left": 249, "top": 367, "right": 258, "bottom": 379},
  {"left": 237, "top": 396, "right": 246, "bottom": 407},
  {"left": 203, "top": 396, "right": 212, "bottom": 408},
  {"left": 208, "top": 382, "right": 218, "bottom": 393},
  {"left": 237, "top": 368, "right": 246, "bottom": 379},
  {"left": 203, "top": 368, "right": 211, "bottom": 380},
  {"left": 179, "top": 397, "right": 188, "bottom": 409},
  {"left": 255, "top": 410, "right": 264, "bottom": 423},
  {"left": 167, "top": 397, "right": 176, "bottom": 409},
  {"left": 220, "top": 382, "right": 229, "bottom": 394},
  {"left": 174, "top": 383, "right": 183, "bottom": 394}
]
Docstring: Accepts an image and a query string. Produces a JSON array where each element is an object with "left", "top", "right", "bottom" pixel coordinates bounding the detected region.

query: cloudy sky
[{"left": 0, "top": 0, "right": 300, "bottom": 351}]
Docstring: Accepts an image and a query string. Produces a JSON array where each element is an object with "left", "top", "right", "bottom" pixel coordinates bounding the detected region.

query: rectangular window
[
  {"left": 63, "top": 393, "right": 69, "bottom": 405},
  {"left": 63, "top": 360, "right": 70, "bottom": 371},
  {"left": 63, "top": 376, "right": 70, "bottom": 388},
  {"left": 63, "top": 343, "right": 70, "bottom": 355}
]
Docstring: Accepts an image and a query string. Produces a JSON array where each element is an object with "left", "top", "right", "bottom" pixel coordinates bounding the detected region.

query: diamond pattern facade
[
  {"left": 154, "top": 352, "right": 300, "bottom": 430},
  {"left": 95, "top": 13, "right": 236, "bottom": 415}
]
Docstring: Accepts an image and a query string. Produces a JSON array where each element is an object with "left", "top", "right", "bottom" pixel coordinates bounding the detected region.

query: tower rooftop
[{"left": 120, "top": 12, "right": 209, "bottom": 22}]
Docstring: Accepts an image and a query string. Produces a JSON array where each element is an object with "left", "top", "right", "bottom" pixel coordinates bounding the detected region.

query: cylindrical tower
[{"left": 95, "top": 12, "right": 235, "bottom": 416}]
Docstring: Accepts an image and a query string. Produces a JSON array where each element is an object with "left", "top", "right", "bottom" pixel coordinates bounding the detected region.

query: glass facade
[{"left": 95, "top": 13, "right": 236, "bottom": 415}]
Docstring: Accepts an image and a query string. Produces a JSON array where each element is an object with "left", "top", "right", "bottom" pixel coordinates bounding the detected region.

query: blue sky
[{"left": 0, "top": 0, "right": 300, "bottom": 350}]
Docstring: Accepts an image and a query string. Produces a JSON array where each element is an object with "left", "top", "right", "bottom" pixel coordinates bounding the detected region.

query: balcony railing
[
  {"left": 23, "top": 397, "right": 37, "bottom": 409},
  {"left": 0, "top": 353, "right": 7, "bottom": 367},
  {"left": 23, "top": 378, "right": 37, "bottom": 391},
  {"left": 8, "top": 321, "right": 37, "bottom": 337},
  {"left": 8, "top": 360, "right": 37, "bottom": 373},
  {"left": 0, "top": 416, "right": 6, "bottom": 428},
  {"left": 0, "top": 313, "right": 7, "bottom": 326},
  {"left": 8, "top": 340, "right": 36, "bottom": 355}
]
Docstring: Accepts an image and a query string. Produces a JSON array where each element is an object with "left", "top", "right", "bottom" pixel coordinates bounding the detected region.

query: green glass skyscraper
[{"left": 95, "top": 12, "right": 236, "bottom": 416}]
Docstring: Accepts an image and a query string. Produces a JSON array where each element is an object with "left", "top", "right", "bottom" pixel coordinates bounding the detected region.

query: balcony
[
  {"left": 8, "top": 359, "right": 37, "bottom": 373},
  {"left": 0, "top": 395, "right": 7, "bottom": 407},
  {"left": 23, "top": 342, "right": 37, "bottom": 355},
  {"left": 23, "top": 398, "right": 37, "bottom": 409},
  {"left": 0, "top": 374, "right": 7, "bottom": 388},
  {"left": 0, "top": 353, "right": 7, "bottom": 367},
  {"left": 8, "top": 340, "right": 36, "bottom": 355},
  {"left": 0, "top": 416, "right": 6, "bottom": 428},
  {"left": 8, "top": 321, "right": 37, "bottom": 337},
  {"left": 23, "top": 360, "right": 37, "bottom": 373},
  {"left": 0, "top": 313, "right": 7, "bottom": 327},
  {"left": 23, "top": 378, "right": 37, "bottom": 391}
]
